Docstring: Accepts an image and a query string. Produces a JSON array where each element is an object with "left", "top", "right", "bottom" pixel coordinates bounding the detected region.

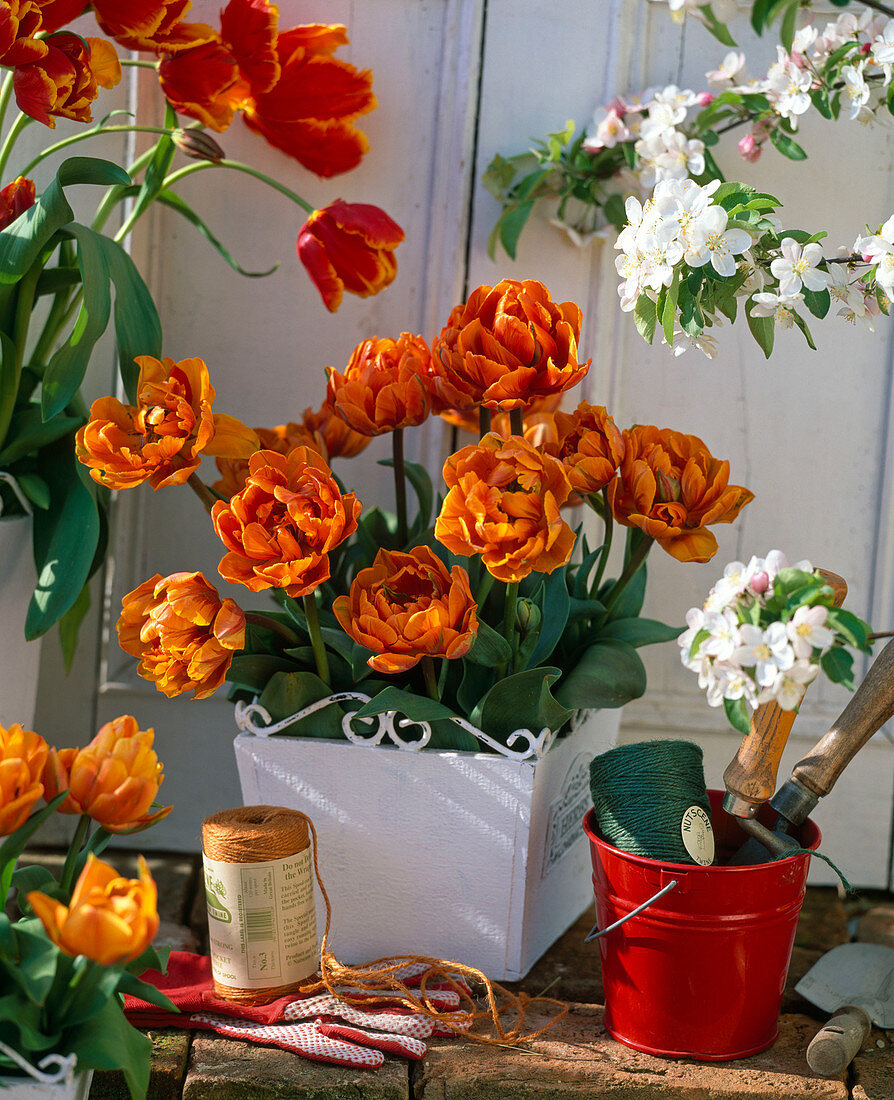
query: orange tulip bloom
[
  {"left": 0, "top": 0, "right": 46, "bottom": 66},
  {"left": 0, "top": 175, "right": 34, "bottom": 230},
  {"left": 76, "top": 355, "right": 259, "bottom": 491},
  {"left": 13, "top": 32, "right": 120, "bottom": 127},
  {"left": 334, "top": 546, "right": 478, "bottom": 674},
  {"left": 28, "top": 854, "right": 159, "bottom": 966},
  {"left": 440, "top": 393, "right": 564, "bottom": 438},
  {"left": 606, "top": 426, "right": 755, "bottom": 563},
  {"left": 117, "top": 571, "right": 246, "bottom": 700},
  {"left": 0, "top": 722, "right": 48, "bottom": 836},
  {"left": 301, "top": 400, "right": 371, "bottom": 459},
  {"left": 92, "top": 0, "right": 214, "bottom": 53},
  {"left": 326, "top": 333, "right": 432, "bottom": 437},
  {"left": 42, "top": 715, "right": 171, "bottom": 833},
  {"left": 158, "top": 2, "right": 375, "bottom": 175},
  {"left": 435, "top": 433, "right": 576, "bottom": 584},
  {"left": 551, "top": 402, "right": 626, "bottom": 496},
  {"left": 431, "top": 279, "right": 591, "bottom": 413},
  {"left": 297, "top": 200, "right": 404, "bottom": 313},
  {"left": 213, "top": 423, "right": 320, "bottom": 498},
  {"left": 212, "top": 446, "right": 361, "bottom": 598}
]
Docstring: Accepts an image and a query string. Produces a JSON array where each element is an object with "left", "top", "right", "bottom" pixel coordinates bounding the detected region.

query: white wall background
[{"left": 31, "top": 0, "right": 894, "bottom": 885}]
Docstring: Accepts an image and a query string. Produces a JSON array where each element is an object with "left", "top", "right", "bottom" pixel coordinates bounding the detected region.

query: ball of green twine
[{"left": 589, "top": 740, "right": 713, "bottom": 865}]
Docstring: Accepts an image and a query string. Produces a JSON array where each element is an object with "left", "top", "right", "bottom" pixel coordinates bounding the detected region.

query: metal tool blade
[{"left": 796, "top": 943, "right": 894, "bottom": 1029}]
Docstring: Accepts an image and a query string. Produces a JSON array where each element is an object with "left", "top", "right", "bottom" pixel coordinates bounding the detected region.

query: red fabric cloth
[{"left": 124, "top": 950, "right": 306, "bottom": 1024}]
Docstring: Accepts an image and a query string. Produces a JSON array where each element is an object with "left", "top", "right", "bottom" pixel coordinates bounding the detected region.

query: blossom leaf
[
  {"left": 633, "top": 294, "right": 657, "bottom": 344},
  {"left": 746, "top": 304, "right": 775, "bottom": 358},
  {"left": 700, "top": 5, "right": 737, "bottom": 47},
  {"left": 821, "top": 646, "right": 855, "bottom": 689},
  {"left": 803, "top": 287, "right": 831, "bottom": 319},
  {"left": 724, "top": 696, "right": 751, "bottom": 735},
  {"left": 769, "top": 129, "right": 807, "bottom": 161},
  {"left": 779, "top": 0, "right": 799, "bottom": 54},
  {"left": 825, "top": 608, "right": 870, "bottom": 650},
  {"left": 791, "top": 310, "right": 817, "bottom": 350}
]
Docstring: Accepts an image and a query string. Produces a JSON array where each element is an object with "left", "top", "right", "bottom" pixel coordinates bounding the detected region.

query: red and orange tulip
[
  {"left": 117, "top": 571, "right": 246, "bottom": 700},
  {"left": 158, "top": 1, "right": 375, "bottom": 175},
  {"left": 606, "top": 425, "right": 755, "bottom": 563},
  {"left": 28, "top": 853, "right": 159, "bottom": 965},
  {"left": 334, "top": 546, "right": 479, "bottom": 674},
  {"left": 42, "top": 715, "right": 171, "bottom": 832},
  {"left": 91, "top": 0, "right": 214, "bottom": 53},
  {"left": 0, "top": 0, "right": 46, "bottom": 66},
  {"left": 326, "top": 333, "right": 432, "bottom": 436},
  {"left": 435, "top": 433, "right": 576, "bottom": 584},
  {"left": 76, "top": 355, "right": 258, "bottom": 491},
  {"left": 13, "top": 32, "right": 121, "bottom": 127},
  {"left": 0, "top": 722, "right": 48, "bottom": 836},
  {"left": 212, "top": 446, "right": 361, "bottom": 598},
  {"left": 431, "top": 279, "right": 591, "bottom": 413},
  {"left": 0, "top": 175, "right": 35, "bottom": 229},
  {"left": 297, "top": 200, "right": 404, "bottom": 313}
]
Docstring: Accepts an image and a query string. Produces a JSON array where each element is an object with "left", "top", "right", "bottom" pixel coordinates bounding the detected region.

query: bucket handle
[{"left": 584, "top": 879, "right": 679, "bottom": 942}]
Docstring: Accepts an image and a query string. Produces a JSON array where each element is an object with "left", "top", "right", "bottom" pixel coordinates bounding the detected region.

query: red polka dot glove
[{"left": 189, "top": 1011, "right": 427, "bottom": 1068}]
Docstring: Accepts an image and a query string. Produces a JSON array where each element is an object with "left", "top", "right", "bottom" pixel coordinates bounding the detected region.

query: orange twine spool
[{"left": 202, "top": 805, "right": 318, "bottom": 1005}]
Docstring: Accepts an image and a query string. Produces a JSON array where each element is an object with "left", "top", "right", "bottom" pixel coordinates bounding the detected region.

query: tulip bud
[
  {"left": 173, "top": 128, "right": 225, "bottom": 164},
  {"left": 515, "top": 598, "right": 541, "bottom": 636}
]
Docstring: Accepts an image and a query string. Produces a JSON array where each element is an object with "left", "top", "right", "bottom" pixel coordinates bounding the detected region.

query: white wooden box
[{"left": 233, "top": 709, "right": 622, "bottom": 981}]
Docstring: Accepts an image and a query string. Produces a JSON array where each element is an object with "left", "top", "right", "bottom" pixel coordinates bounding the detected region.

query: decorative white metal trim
[
  {"left": 0, "top": 1041, "right": 77, "bottom": 1084},
  {"left": 233, "top": 694, "right": 560, "bottom": 761}
]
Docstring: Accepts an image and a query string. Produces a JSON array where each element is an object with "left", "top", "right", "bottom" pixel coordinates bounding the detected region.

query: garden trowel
[
  {"left": 731, "top": 636, "right": 894, "bottom": 863},
  {"left": 795, "top": 942, "right": 894, "bottom": 1076}
]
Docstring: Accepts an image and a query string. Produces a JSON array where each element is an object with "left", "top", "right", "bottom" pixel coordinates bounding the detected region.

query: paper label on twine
[
  {"left": 681, "top": 805, "right": 715, "bottom": 866},
  {"left": 203, "top": 850, "right": 317, "bottom": 989}
]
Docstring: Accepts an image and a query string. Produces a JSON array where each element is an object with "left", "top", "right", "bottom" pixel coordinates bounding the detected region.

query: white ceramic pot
[
  {"left": 233, "top": 703, "right": 622, "bottom": 980},
  {"left": 0, "top": 516, "right": 41, "bottom": 730}
]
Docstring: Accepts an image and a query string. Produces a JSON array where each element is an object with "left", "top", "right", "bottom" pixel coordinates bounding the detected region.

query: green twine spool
[{"left": 589, "top": 740, "right": 713, "bottom": 865}]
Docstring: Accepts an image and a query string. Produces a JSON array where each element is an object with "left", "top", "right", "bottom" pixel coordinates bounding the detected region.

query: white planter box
[
  {"left": 234, "top": 708, "right": 621, "bottom": 981},
  {"left": 0, "top": 1068, "right": 93, "bottom": 1099}
]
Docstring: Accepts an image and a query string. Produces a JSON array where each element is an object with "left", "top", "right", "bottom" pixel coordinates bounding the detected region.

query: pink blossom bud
[
  {"left": 696, "top": 91, "right": 715, "bottom": 106},
  {"left": 607, "top": 96, "right": 627, "bottom": 117},
  {"left": 862, "top": 42, "right": 872, "bottom": 55},
  {"left": 863, "top": 253, "right": 874, "bottom": 264},
  {"left": 750, "top": 571, "right": 770, "bottom": 595},
  {"left": 737, "top": 133, "right": 762, "bottom": 163}
]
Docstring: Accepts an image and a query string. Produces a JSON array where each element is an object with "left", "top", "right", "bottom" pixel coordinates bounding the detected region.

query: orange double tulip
[
  {"left": 551, "top": 402, "right": 626, "bottom": 496},
  {"left": 28, "top": 854, "right": 159, "bottom": 966},
  {"left": 334, "top": 546, "right": 479, "bottom": 674},
  {"left": 43, "top": 715, "right": 171, "bottom": 833},
  {"left": 435, "top": 434, "right": 576, "bottom": 584},
  {"left": 327, "top": 333, "right": 433, "bottom": 437},
  {"left": 117, "top": 571, "right": 246, "bottom": 700},
  {"left": 431, "top": 279, "right": 591, "bottom": 413},
  {"left": 76, "top": 355, "right": 258, "bottom": 491},
  {"left": 0, "top": 722, "right": 48, "bottom": 836},
  {"left": 212, "top": 446, "right": 361, "bottom": 598},
  {"left": 297, "top": 200, "right": 404, "bottom": 313},
  {"left": 607, "top": 426, "right": 755, "bottom": 563}
]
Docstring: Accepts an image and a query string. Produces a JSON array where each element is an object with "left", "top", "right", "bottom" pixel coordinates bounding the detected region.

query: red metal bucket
[{"left": 583, "top": 789, "right": 821, "bottom": 1060}]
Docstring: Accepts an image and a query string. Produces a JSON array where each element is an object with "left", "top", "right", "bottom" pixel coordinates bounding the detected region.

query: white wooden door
[{"left": 33, "top": 0, "right": 894, "bottom": 886}]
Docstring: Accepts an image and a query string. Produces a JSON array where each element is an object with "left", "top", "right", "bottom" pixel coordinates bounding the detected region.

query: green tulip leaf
[
  {"left": 472, "top": 666, "right": 570, "bottom": 744},
  {"left": 466, "top": 619, "right": 512, "bottom": 667},
  {"left": 525, "top": 568, "right": 571, "bottom": 668},
  {"left": 0, "top": 406, "right": 82, "bottom": 465},
  {"left": 227, "top": 655, "right": 301, "bottom": 693},
  {"left": 354, "top": 686, "right": 460, "bottom": 723},
  {"left": 257, "top": 670, "right": 344, "bottom": 738},
  {"left": 554, "top": 641, "right": 646, "bottom": 709},
  {"left": 595, "top": 616, "right": 684, "bottom": 648},
  {"left": 65, "top": 996, "right": 152, "bottom": 1099}
]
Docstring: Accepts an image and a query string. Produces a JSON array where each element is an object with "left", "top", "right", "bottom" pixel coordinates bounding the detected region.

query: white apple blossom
[
  {"left": 686, "top": 206, "right": 753, "bottom": 277},
  {"left": 842, "top": 62, "right": 872, "bottom": 121},
  {"left": 702, "top": 608, "right": 740, "bottom": 661},
  {"left": 712, "top": 662, "right": 759, "bottom": 708},
  {"left": 750, "top": 290, "right": 804, "bottom": 328},
  {"left": 787, "top": 605, "right": 835, "bottom": 659},
  {"left": 758, "top": 660, "right": 818, "bottom": 710},
  {"left": 654, "top": 131, "right": 706, "bottom": 180},
  {"left": 733, "top": 622, "right": 795, "bottom": 687},
  {"left": 668, "top": 328, "right": 718, "bottom": 358},
  {"left": 770, "top": 239, "right": 829, "bottom": 295},
  {"left": 872, "top": 18, "right": 894, "bottom": 73},
  {"left": 706, "top": 51, "right": 746, "bottom": 88},
  {"left": 583, "top": 107, "right": 632, "bottom": 151},
  {"left": 765, "top": 48, "right": 813, "bottom": 121}
]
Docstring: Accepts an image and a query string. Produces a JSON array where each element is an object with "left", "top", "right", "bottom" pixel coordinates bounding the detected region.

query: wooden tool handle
[
  {"left": 793, "top": 636, "right": 894, "bottom": 799},
  {"left": 806, "top": 1005, "right": 872, "bottom": 1077},
  {"left": 723, "top": 569, "right": 847, "bottom": 811}
]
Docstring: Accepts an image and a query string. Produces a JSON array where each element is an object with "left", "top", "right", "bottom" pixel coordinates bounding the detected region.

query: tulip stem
[
  {"left": 163, "top": 160, "right": 315, "bottom": 214},
  {"left": 60, "top": 815, "right": 92, "bottom": 898},
  {"left": 499, "top": 581, "right": 520, "bottom": 677},
  {"left": 479, "top": 407, "right": 492, "bottom": 438},
  {"left": 0, "top": 112, "right": 29, "bottom": 180},
  {"left": 17, "top": 126, "right": 176, "bottom": 180},
  {"left": 244, "top": 611, "right": 302, "bottom": 648},
  {"left": 303, "top": 595, "right": 331, "bottom": 687},
  {"left": 422, "top": 656, "right": 440, "bottom": 701},
  {"left": 598, "top": 534, "right": 653, "bottom": 624},
  {"left": 187, "top": 473, "right": 218, "bottom": 514},
  {"left": 392, "top": 427, "right": 408, "bottom": 546},
  {"left": 475, "top": 570, "right": 495, "bottom": 613},
  {"left": 590, "top": 489, "right": 613, "bottom": 599},
  {"left": 509, "top": 408, "right": 524, "bottom": 437}
]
